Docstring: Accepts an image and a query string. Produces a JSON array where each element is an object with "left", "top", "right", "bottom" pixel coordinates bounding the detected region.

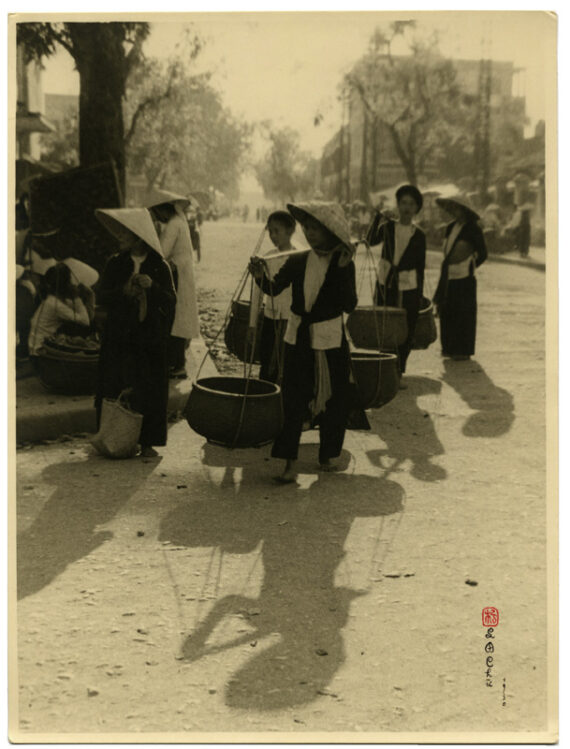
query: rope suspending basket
[
  {"left": 344, "top": 234, "right": 404, "bottom": 410},
  {"left": 185, "top": 226, "right": 283, "bottom": 449}
]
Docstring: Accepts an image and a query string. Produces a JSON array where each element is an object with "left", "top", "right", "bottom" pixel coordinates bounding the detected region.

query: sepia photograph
[{"left": 8, "top": 7, "right": 558, "bottom": 743}]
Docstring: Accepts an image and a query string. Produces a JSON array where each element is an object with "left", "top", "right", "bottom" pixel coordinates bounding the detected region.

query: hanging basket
[
  {"left": 346, "top": 306, "right": 408, "bottom": 350},
  {"left": 37, "top": 343, "right": 99, "bottom": 395},
  {"left": 184, "top": 376, "right": 283, "bottom": 448},
  {"left": 411, "top": 296, "right": 437, "bottom": 350},
  {"left": 224, "top": 300, "right": 264, "bottom": 364},
  {"left": 351, "top": 350, "right": 400, "bottom": 409}
]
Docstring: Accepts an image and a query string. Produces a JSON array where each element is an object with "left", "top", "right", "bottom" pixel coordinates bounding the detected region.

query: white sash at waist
[{"left": 284, "top": 313, "right": 343, "bottom": 350}]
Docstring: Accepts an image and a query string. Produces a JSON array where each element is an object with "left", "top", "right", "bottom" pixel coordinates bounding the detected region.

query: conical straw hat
[
  {"left": 62, "top": 257, "right": 99, "bottom": 287},
  {"left": 435, "top": 195, "right": 480, "bottom": 222},
  {"left": 146, "top": 189, "right": 191, "bottom": 212},
  {"left": 95, "top": 208, "right": 163, "bottom": 255},
  {"left": 286, "top": 201, "right": 353, "bottom": 249}
]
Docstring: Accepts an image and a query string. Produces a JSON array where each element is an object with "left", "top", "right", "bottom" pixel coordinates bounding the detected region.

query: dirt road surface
[{"left": 13, "top": 220, "right": 552, "bottom": 740}]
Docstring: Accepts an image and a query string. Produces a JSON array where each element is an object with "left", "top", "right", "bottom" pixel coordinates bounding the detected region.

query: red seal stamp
[{"left": 482, "top": 607, "right": 499, "bottom": 626}]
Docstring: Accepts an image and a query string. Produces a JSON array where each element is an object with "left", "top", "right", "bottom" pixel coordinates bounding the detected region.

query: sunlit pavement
[{"left": 14, "top": 221, "right": 549, "bottom": 738}]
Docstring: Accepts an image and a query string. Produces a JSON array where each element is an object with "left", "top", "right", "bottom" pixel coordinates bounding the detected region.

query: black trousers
[
  {"left": 271, "top": 327, "right": 351, "bottom": 463},
  {"left": 168, "top": 335, "right": 187, "bottom": 370},
  {"left": 439, "top": 277, "right": 477, "bottom": 357},
  {"left": 259, "top": 316, "right": 287, "bottom": 384}
]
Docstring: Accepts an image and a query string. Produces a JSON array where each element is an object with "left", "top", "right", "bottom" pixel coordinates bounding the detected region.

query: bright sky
[{"left": 41, "top": 10, "right": 553, "bottom": 162}]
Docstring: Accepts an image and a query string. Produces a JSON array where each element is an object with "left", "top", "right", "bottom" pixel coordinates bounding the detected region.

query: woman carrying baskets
[
  {"left": 250, "top": 201, "right": 358, "bottom": 484},
  {"left": 250, "top": 210, "right": 297, "bottom": 383},
  {"left": 95, "top": 208, "right": 176, "bottom": 458},
  {"left": 366, "top": 184, "right": 426, "bottom": 384},
  {"left": 433, "top": 196, "right": 488, "bottom": 361}
]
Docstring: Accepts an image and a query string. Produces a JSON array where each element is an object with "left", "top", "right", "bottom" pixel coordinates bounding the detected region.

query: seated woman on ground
[{"left": 28, "top": 263, "right": 94, "bottom": 359}]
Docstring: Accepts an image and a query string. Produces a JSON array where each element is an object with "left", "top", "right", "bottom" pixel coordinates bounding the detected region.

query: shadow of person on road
[
  {"left": 17, "top": 453, "right": 160, "bottom": 600},
  {"left": 159, "top": 455, "right": 403, "bottom": 711},
  {"left": 441, "top": 359, "right": 515, "bottom": 438},
  {"left": 366, "top": 376, "right": 447, "bottom": 482}
]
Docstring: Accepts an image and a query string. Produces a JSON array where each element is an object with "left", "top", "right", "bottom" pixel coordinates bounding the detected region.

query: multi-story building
[{"left": 320, "top": 56, "right": 527, "bottom": 204}]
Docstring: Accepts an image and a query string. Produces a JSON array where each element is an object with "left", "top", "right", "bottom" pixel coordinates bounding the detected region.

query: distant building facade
[
  {"left": 320, "top": 56, "right": 528, "bottom": 204},
  {"left": 16, "top": 43, "right": 55, "bottom": 160}
]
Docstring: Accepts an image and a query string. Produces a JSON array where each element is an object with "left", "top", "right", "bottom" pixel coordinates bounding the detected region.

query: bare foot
[
  {"left": 140, "top": 446, "right": 159, "bottom": 458},
  {"left": 273, "top": 473, "right": 297, "bottom": 485},
  {"left": 273, "top": 459, "right": 297, "bottom": 484},
  {"left": 319, "top": 459, "right": 339, "bottom": 472}
]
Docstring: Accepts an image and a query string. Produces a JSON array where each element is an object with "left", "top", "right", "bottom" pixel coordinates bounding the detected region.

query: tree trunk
[
  {"left": 69, "top": 24, "right": 127, "bottom": 201},
  {"left": 387, "top": 123, "right": 417, "bottom": 185},
  {"left": 359, "top": 110, "right": 369, "bottom": 201}
]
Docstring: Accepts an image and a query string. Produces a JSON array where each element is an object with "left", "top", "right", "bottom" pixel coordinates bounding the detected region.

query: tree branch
[{"left": 124, "top": 66, "right": 179, "bottom": 147}]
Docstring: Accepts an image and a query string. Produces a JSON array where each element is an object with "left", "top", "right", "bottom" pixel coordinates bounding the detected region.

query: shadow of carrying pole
[{"left": 159, "top": 461, "right": 404, "bottom": 711}]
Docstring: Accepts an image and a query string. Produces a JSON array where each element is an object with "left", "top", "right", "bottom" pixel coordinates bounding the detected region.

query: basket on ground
[
  {"left": 37, "top": 341, "right": 99, "bottom": 394},
  {"left": 350, "top": 350, "right": 400, "bottom": 409},
  {"left": 185, "top": 376, "right": 283, "bottom": 448},
  {"left": 347, "top": 306, "right": 408, "bottom": 350},
  {"left": 90, "top": 395, "right": 143, "bottom": 459}
]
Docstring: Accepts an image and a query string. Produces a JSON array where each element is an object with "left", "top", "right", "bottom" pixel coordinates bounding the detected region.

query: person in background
[
  {"left": 433, "top": 195, "right": 488, "bottom": 361},
  {"left": 28, "top": 263, "right": 93, "bottom": 359},
  {"left": 250, "top": 211, "right": 297, "bottom": 383},
  {"left": 250, "top": 201, "right": 359, "bottom": 484},
  {"left": 508, "top": 203, "right": 532, "bottom": 258},
  {"left": 149, "top": 192, "right": 201, "bottom": 379},
  {"left": 185, "top": 199, "right": 202, "bottom": 263},
  {"left": 16, "top": 265, "right": 37, "bottom": 361},
  {"left": 95, "top": 208, "right": 176, "bottom": 458},
  {"left": 366, "top": 184, "right": 426, "bottom": 386}
]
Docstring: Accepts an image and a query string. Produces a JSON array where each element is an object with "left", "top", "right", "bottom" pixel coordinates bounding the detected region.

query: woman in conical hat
[
  {"left": 366, "top": 184, "right": 427, "bottom": 384},
  {"left": 147, "top": 191, "right": 200, "bottom": 378},
  {"left": 250, "top": 200, "right": 363, "bottom": 483},
  {"left": 95, "top": 208, "right": 176, "bottom": 458},
  {"left": 433, "top": 195, "right": 487, "bottom": 361}
]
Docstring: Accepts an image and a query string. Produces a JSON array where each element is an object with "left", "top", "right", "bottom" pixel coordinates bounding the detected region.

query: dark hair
[
  {"left": 41, "top": 263, "right": 74, "bottom": 300},
  {"left": 395, "top": 184, "right": 423, "bottom": 212},
  {"left": 152, "top": 203, "right": 177, "bottom": 222},
  {"left": 267, "top": 211, "right": 296, "bottom": 231}
]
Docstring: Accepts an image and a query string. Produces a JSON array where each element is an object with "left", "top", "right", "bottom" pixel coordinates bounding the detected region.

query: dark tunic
[
  {"left": 433, "top": 221, "right": 487, "bottom": 357},
  {"left": 366, "top": 216, "right": 426, "bottom": 372},
  {"left": 95, "top": 250, "right": 176, "bottom": 447},
  {"left": 258, "top": 249, "right": 359, "bottom": 462}
]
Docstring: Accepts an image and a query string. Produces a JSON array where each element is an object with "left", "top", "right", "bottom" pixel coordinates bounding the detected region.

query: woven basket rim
[
  {"left": 350, "top": 351, "right": 398, "bottom": 361},
  {"left": 194, "top": 376, "right": 281, "bottom": 399}
]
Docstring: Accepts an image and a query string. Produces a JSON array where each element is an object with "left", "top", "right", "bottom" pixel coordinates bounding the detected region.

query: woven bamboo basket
[
  {"left": 185, "top": 376, "right": 283, "bottom": 448},
  {"left": 350, "top": 350, "right": 400, "bottom": 409},
  {"left": 411, "top": 296, "right": 437, "bottom": 350},
  {"left": 347, "top": 306, "right": 408, "bottom": 350},
  {"left": 224, "top": 300, "right": 263, "bottom": 364}
]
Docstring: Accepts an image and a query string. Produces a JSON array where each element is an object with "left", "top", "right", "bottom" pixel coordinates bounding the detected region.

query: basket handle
[{"left": 117, "top": 388, "right": 134, "bottom": 408}]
